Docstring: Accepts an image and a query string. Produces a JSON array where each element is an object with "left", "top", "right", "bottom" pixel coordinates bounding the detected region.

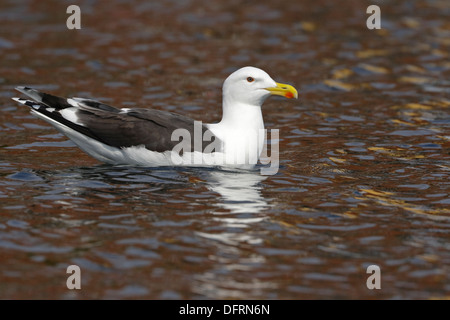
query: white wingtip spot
[
  {"left": 67, "top": 98, "right": 80, "bottom": 108},
  {"left": 60, "top": 108, "right": 85, "bottom": 126}
]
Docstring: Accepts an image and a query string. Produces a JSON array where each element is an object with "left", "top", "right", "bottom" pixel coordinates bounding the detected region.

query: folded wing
[{"left": 14, "top": 87, "right": 220, "bottom": 153}]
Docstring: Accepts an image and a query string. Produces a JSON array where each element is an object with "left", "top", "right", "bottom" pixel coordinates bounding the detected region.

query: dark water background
[{"left": 0, "top": 0, "right": 449, "bottom": 299}]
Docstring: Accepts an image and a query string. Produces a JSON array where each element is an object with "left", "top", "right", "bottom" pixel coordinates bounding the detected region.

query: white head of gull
[{"left": 207, "top": 66, "right": 298, "bottom": 168}]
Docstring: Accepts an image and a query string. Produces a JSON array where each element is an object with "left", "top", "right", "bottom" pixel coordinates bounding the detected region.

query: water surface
[{"left": 0, "top": 0, "right": 449, "bottom": 299}]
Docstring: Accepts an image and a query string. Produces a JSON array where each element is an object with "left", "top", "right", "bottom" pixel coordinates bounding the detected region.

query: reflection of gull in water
[
  {"left": 204, "top": 169, "right": 269, "bottom": 214},
  {"left": 194, "top": 169, "right": 276, "bottom": 299},
  {"left": 196, "top": 169, "right": 269, "bottom": 246}
]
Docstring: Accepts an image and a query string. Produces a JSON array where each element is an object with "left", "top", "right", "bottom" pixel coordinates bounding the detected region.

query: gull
[{"left": 12, "top": 66, "right": 298, "bottom": 168}]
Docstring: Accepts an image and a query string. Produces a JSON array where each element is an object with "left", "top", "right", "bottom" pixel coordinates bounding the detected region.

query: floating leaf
[
  {"left": 418, "top": 254, "right": 440, "bottom": 263},
  {"left": 403, "top": 154, "right": 425, "bottom": 159},
  {"left": 323, "top": 79, "right": 356, "bottom": 91},
  {"left": 356, "top": 49, "right": 389, "bottom": 59},
  {"left": 391, "top": 119, "right": 414, "bottom": 126},
  {"left": 391, "top": 103, "right": 433, "bottom": 111},
  {"left": 316, "top": 111, "right": 329, "bottom": 118},
  {"left": 403, "top": 111, "right": 421, "bottom": 117},
  {"left": 359, "top": 63, "right": 389, "bottom": 74},
  {"left": 360, "top": 189, "right": 394, "bottom": 196},
  {"left": 404, "top": 65, "right": 426, "bottom": 73},
  {"left": 329, "top": 157, "right": 346, "bottom": 164},
  {"left": 300, "top": 22, "right": 316, "bottom": 32},
  {"left": 375, "top": 29, "right": 389, "bottom": 36},
  {"left": 332, "top": 68, "right": 353, "bottom": 79},
  {"left": 405, "top": 103, "right": 433, "bottom": 110},
  {"left": 341, "top": 210, "right": 358, "bottom": 219},
  {"left": 402, "top": 17, "right": 420, "bottom": 28},
  {"left": 399, "top": 76, "right": 431, "bottom": 84},
  {"left": 368, "top": 147, "right": 406, "bottom": 158}
]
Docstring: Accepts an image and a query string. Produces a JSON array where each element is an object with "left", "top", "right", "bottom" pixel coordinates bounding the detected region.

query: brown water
[{"left": 0, "top": 0, "right": 449, "bottom": 299}]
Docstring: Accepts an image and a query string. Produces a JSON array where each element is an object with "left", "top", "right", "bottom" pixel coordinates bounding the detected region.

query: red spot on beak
[{"left": 285, "top": 92, "right": 294, "bottom": 99}]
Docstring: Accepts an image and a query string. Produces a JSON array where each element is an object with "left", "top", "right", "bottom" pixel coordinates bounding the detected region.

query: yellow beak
[{"left": 265, "top": 82, "right": 298, "bottom": 99}]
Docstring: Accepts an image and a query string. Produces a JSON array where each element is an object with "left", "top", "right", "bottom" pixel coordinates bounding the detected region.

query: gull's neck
[
  {"left": 206, "top": 98, "right": 266, "bottom": 166},
  {"left": 218, "top": 98, "right": 264, "bottom": 130}
]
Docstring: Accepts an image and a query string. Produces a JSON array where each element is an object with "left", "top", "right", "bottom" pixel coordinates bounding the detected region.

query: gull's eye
[{"left": 247, "top": 77, "right": 255, "bottom": 83}]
